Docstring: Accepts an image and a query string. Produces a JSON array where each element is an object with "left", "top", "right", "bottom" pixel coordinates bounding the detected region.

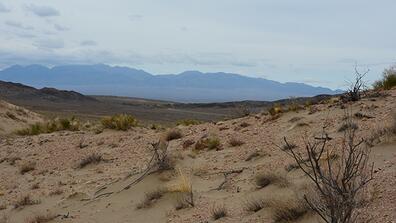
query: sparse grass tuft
[
  {"left": 266, "top": 197, "right": 309, "bottom": 223},
  {"left": 244, "top": 198, "right": 266, "bottom": 212},
  {"left": 78, "top": 153, "right": 103, "bottom": 168},
  {"left": 13, "top": 195, "right": 40, "bottom": 209},
  {"left": 19, "top": 162, "right": 36, "bottom": 175},
  {"left": 164, "top": 129, "right": 183, "bottom": 141},
  {"left": 136, "top": 188, "right": 165, "bottom": 209},
  {"left": 228, "top": 137, "right": 245, "bottom": 147},
  {"left": 211, "top": 204, "right": 228, "bottom": 220},
  {"left": 255, "top": 172, "right": 289, "bottom": 188},
  {"left": 101, "top": 114, "right": 138, "bottom": 131}
]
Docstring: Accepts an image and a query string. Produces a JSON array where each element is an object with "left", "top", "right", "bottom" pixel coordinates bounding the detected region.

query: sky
[{"left": 0, "top": 0, "right": 395, "bottom": 89}]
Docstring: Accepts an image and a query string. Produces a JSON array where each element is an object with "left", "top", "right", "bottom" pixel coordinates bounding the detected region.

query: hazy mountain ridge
[{"left": 0, "top": 64, "right": 341, "bottom": 102}]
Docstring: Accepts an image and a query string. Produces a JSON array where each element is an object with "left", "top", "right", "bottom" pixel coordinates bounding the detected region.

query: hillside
[
  {"left": 0, "top": 64, "right": 341, "bottom": 102},
  {"left": 0, "top": 89, "right": 394, "bottom": 223}
]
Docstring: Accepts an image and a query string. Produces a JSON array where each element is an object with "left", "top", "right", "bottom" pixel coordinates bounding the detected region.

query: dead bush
[
  {"left": 78, "top": 153, "right": 103, "bottom": 168},
  {"left": 280, "top": 112, "right": 373, "bottom": 223}
]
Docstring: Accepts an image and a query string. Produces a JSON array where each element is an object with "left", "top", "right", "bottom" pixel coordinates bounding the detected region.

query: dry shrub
[
  {"left": 194, "top": 137, "right": 221, "bottom": 151},
  {"left": 245, "top": 151, "right": 262, "bottom": 161},
  {"left": 240, "top": 122, "right": 250, "bottom": 128},
  {"left": 244, "top": 198, "right": 266, "bottom": 212},
  {"left": 6, "top": 112, "right": 17, "bottom": 120},
  {"left": 164, "top": 129, "right": 182, "bottom": 141},
  {"left": 151, "top": 140, "right": 175, "bottom": 171},
  {"left": 228, "top": 137, "right": 245, "bottom": 147},
  {"left": 78, "top": 153, "right": 103, "bottom": 168},
  {"left": 25, "top": 213, "right": 56, "bottom": 223},
  {"left": 136, "top": 188, "right": 165, "bottom": 209},
  {"left": 338, "top": 122, "right": 358, "bottom": 132},
  {"left": 101, "top": 114, "right": 138, "bottom": 131},
  {"left": 211, "top": 204, "right": 228, "bottom": 220},
  {"left": 373, "top": 65, "right": 396, "bottom": 90},
  {"left": 269, "top": 104, "right": 283, "bottom": 116},
  {"left": 255, "top": 172, "right": 289, "bottom": 188},
  {"left": 19, "top": 162, "right": 36, "bottom": 175},
  {"left": 167, "top": 169, "right": 194, "bottom": 207},
  {"left": 182, "top": 139, "right": 195, "bottom": 149},
  {"left": 14, "top": 195, "right": 40, "bottom": 209}
]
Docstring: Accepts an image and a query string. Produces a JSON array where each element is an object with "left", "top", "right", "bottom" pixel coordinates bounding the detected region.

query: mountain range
[{"left": 0, "top": 64, "right": 341, "bottom": 102}]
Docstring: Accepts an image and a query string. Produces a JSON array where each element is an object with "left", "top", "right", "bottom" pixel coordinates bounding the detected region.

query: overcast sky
[{"left": 0, "top": 0, "right": 395, "bottom": 89}]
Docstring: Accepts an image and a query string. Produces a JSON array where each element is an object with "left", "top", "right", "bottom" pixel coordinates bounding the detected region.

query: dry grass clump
[
  {"left": 136, "top": 188, "right": 166, "bottom": 209},
  {"left": 168, "top": 169, "right": 195, "bottom": 208},
  {"left": 177, "top": 119, "right": 202, "bottom": 126},
  {"left": 244, "top": 198, "right": 266, "bottom": 212},
  {"left": 19, "top": 161, "right": 36, "bottom": 175},
  {"left": 211, "top": 204, "right": 228, "bottom": 220},
  {"left": 25, "top": 213, "right": 57, "bottom": 223},
  {"left": 78, "top": 153, "right": 103, "bottom": 168},
  {"left": 255, "top": 172, "right": 289, "bottom": 188},
  {"left": 101, "top": 114, "right": 138, "bottom": 131},
  {"left": 13, "top": 195, "right": 40, "bottom": 209},
  {"left": 228, "top": 137, "right": 245, "bottom": 147},
  {"left": 6, "top": 111, "right": 17, "bottom": 120},
  {"left": 16, "top": 117, "right": 80, "bottom": 136},
  {"left": 266, "top": 196, "right": 309, "bottom": 223}
]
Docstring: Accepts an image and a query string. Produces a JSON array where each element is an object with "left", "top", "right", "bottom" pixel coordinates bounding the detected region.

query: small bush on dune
[
  {"left": 19, "top": 162, "right": 36, "bottom": 175},
  {"left": 101, "top": 114, "right": 138, "bottom": 131},
  {"left": 177, "top": 119, "right": 202, "bottom": 126},
  {"left": 373, "top": 65, "right": 396, "bottom": 90},
  {"left": 164, "top": 129, "right": 183, "bottom": 141}
]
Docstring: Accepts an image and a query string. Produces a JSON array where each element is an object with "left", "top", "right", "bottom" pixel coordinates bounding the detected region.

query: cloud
[
  {"left": 54, "top": 24, "right": 69, "bottom": 31},
  {"left": 33, "top": 39, "right": 65, "bottom": 49},
  {"left": 25, "top": 4, "right": 59, "bottom": 17},
  {"left": 0, "top": 2, "right": 10, "bottom": 13},
  {"left": 5, "top": 20, "right": 34, "bottom": 30},
  {"left": 80, "top": 40, "right": 98, "bottom": 46},
  {"left": 129, "top": 14, "right": 143, "bottom": 21}
]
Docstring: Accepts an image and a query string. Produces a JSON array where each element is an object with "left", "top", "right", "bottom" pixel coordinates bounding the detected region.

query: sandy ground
[{"left": 0, "top": 90, "right": 395, "bottom": 223}]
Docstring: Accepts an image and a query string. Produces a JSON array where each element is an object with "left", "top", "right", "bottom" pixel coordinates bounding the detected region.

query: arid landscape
[{"left": 0, "top": 86, "right": 395, "bottom": 223}]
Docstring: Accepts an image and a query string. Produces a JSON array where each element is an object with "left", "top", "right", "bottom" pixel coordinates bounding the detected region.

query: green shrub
[
  {"left": 373, "top": 65, "right": 396, "bottom": 90},
  {"left": 101, "top": 114, "right": 138, "bottom": 131}
]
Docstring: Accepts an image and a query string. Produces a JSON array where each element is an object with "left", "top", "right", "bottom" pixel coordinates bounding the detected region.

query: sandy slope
[
  {"left": 0, "top": 90, "right": 395, "bottom": 223},
  {"left": 0, "top": 100, "right": 42, "bottom": 136}
]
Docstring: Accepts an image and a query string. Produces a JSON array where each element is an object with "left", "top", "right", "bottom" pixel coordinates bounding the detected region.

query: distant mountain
[{"left": 0, "top": 64, "right": 341, "bottom": 102}]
